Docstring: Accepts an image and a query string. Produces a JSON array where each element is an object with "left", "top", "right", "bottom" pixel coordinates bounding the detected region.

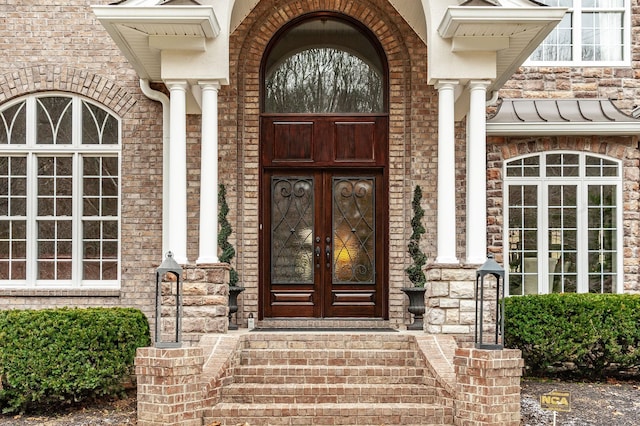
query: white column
[
  {"left": 197, "top": 81, "right": 220, "bottom": 264},
  {"left": 466, "top": 80, "right": 491, "bottom": 264},
  {"left": 435, "top": 80, "right": 459, "bottom": 264},
  {"left": 166, "top": 81, "right": 189, "bottom": 264}
]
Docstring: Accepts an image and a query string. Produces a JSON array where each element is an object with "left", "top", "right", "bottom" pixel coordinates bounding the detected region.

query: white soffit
[
  {"left": 230, "top": 0, "right": 260, "bottom": 33},
  {"left": 93, "top": 5, "right": 220, "bottom": 81},
  {"left": 388, "top": 0, "right": 427, "bottom": 44},
  {"left": 438, "top": 6, "right": 567, "bottom": 93}
]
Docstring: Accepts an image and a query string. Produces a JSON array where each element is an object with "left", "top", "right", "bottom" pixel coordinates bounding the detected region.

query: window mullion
[
  {"left": 25, "top": 97, "right": 36, "bottom": 148},
  {"left": 540, "top": 182, "right": 549, "bottom": 294},
  {"left": 615, "top": 181, "right": 624, "bottom": 293},
  {"left": 573, "top": 0, "right": 582, "bottom": 62},
  {"left": 26, "top": 153, "right": 37, "bottom": 286},
  {"left": 73, "top": 152, "right": 82, "bottom": 287},
  {"left": 576, "top": 177, "right": 588, "bottom": 293},
  {"left": 72, "top": 98, "right": 83, "bottom": 287}
]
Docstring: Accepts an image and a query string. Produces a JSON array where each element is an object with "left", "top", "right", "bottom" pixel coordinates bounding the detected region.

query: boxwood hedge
[
  {"left": 505, "top": 293, "right": 640, "bottom": 380},
  {"left": 0, "top": 307, "right": 150, "bottom": 414}
]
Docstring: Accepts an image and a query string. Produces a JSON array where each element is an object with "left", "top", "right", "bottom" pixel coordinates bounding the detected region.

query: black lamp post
[
  {"left": 155, "top": 251, "right": 183, "bottom": 348},
  {"left": 475, "top": 254, "right": 505, "bottom": 350}
]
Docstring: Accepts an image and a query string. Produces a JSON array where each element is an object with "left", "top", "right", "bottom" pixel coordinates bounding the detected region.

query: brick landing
[{"left": 136, "top": 332, "right": 523, "bottom": 426}]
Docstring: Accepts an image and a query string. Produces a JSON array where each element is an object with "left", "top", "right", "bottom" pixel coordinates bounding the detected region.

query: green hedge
[
  {"left": 0, "top": 307, "right": 150, "bottom": 414},
  {"left": 505, "top": 293, "right": 640, "bottom": 380}
]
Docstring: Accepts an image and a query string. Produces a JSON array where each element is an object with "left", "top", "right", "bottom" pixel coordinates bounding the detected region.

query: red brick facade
[{"left": 0, "top": 0, "right": 639, "bottom": 327}]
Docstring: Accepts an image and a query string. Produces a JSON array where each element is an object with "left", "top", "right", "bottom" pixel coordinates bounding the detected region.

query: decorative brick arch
[
  {"left": 222, "top": 0, "right": 426, "bottom": 326},
  {"left": 0, "top": 66, "right": 136, "bottom": 117}
]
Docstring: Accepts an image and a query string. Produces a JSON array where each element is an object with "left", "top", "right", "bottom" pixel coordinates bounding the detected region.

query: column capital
[
  {"left": 435, "top": 79, "right": 459, "bottom": 90},
  {"left": 198, "top": 80, "right": 221, "bottom": 91},
  {"left": 165, "top": 80, "right": 189, "bottom": 91},
  {"left": 468, "top": 80, "right": 491, "bottom": 90}
]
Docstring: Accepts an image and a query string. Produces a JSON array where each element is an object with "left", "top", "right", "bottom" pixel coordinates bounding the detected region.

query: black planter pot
[
  {"left": 401, "top": 287, "right": 427, "bottom": 331},
  {"left": 228, "top": 285, "right": 245, "bottom": 330}
]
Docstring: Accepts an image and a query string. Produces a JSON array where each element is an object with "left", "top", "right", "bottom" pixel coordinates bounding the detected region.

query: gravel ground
[
  {"left": 520, "top": 379, "right": 640, "bottom": 426},
  {"left": 0, "top": 380, "right": 638, "bottom": 425}
]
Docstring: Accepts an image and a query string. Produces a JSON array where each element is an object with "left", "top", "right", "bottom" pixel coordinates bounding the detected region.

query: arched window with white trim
[
  {"left": 0, "top": 93, "right": 120, "bottom": 288},
  {"left": 504, "top": 152, "right": 622, "bottom": 295}
]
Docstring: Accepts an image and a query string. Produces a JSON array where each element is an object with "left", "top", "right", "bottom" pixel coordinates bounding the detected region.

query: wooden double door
[{"left": 260, "top": 115, "right": 388, "bottom": 318}]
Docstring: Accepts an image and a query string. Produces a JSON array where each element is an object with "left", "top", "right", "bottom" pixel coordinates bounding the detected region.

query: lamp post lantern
[
  {"left": 475, "top": 254, "right": 506, "bottom": 350},
  {"left": 155, "top": 251, "right": 183, "bottom": 348}
]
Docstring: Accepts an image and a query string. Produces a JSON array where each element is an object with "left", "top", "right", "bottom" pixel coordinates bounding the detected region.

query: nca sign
[{"left": 540, "top": 391, "right": 571, "bottom": 412}]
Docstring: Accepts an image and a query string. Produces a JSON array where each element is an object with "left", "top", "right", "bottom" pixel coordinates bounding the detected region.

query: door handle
[
  {"left": 325, "top": 237, "right": 331, "bottom": 268},
  {"left": 325, "top": 244, "right": 331, "bottom": 268}
]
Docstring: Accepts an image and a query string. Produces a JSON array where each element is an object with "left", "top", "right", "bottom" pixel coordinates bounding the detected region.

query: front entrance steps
[{"left": 204, "top": 332, "right": 455, "bottom": 425}]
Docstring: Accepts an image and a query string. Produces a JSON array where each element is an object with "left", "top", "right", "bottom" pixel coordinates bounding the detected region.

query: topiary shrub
[
  {"left": 505, "top": 293, "right": 640, "bottom": 380},
  {"left": 406, "top": 185, "right": 427, "bottom": 288},
  {"left": 218, "top": 183, "right": 239, "bottom": 286},
  {"left": 0, "top": 307, "right": 150, "bottom": 414}
]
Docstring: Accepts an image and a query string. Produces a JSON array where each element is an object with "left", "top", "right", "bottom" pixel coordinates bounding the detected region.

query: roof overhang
[
  {"left": 93, "top": 5, "right": 220, "bottom": 82},
  {"left": 488, "top": 99, "right": 640, "bottom": 136},
  {"left": 437, "top": 6, "right": 567, "bottom": 95}
]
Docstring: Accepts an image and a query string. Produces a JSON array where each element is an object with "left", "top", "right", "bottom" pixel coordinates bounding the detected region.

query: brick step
[
  {"left": 207, "top": 402, "right": 454, "bottom": 426},
  {"left": 242, "top": 333, "right": 416, "bottom": 350},
  {"left": 238, "top": 348, "right": 425, "bottom": 367},
  {"left": 232, "top": 365, "right": 426, "bottom": 385},
  {"left": 220, "top": 383, "right": 438, "bottom": 404}
]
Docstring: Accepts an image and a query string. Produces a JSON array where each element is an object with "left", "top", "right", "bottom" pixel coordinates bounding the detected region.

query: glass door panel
[
  {"left": 332, "top": 177, "right": 375, "bottom": 283},
  {"left": 271, "top": 177, "right": 314, "bottom": 284}
]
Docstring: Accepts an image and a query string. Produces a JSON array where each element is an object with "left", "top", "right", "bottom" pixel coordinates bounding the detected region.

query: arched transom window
[
  {"left": 504, "top": 152, "right": 622, "bottom": 296},
  {"left": 0, "top": 93, "right": 120, "bottom": 288},
  {"left": 263, "top": 16, "right": 386, "bottom": 113}
]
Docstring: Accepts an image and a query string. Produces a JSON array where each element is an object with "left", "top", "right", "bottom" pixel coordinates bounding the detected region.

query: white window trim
[
  {"left": 525, "top": 0, "right": 631, "bottom": 67},
  {"left": 0, "top": 93, "right": 121, "bottom": 289},
  {"left": 503, "top": 151, "right": 623, "bottom": 295}
]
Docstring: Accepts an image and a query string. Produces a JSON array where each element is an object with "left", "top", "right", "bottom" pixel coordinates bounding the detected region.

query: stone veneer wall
[
  {"left": 179, "top": 264, "right": 231, "bottom": 345},
  {"left": 486, "top": 136, "right": 640, "bottom": 293},
  {"left": 498, "top": 0, "right": 640, "bottom": 117},
  {"left": 425, "top": 265, "right": 478, "bottom": 335}
]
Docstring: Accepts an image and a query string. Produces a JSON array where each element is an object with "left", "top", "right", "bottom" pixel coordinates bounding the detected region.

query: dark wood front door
[{"left": 260, "top": 115, "right": 388, "bottom": 318}]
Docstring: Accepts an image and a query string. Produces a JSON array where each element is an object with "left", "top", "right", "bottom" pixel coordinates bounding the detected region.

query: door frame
[{"left": 257, "top": 12, "right": 390, "bottom": 320}]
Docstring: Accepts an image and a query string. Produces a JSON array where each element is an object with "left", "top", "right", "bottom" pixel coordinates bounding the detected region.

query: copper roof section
[{"left": 487, "top": 98, "right": 640, "bottom": 136}]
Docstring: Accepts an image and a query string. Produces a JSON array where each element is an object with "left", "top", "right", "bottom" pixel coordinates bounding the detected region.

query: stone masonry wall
[
  {"left": 425, "top": 265, "right": 478, "bottom": 335},
  {"left": 486, "top": 136, "right": 640, "bottom": 294},
  {"left": 487, "top": 0, "right": 640, "bottom": 295},
  {"left": 499, "top": 0, "right": 640, "bottom": 115}
]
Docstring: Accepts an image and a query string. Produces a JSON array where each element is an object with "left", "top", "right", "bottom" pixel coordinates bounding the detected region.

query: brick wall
[
  {"left": 219, "top": 0, "right": 442, "bottom": 327},
  {"left": 1, "top": 0, "right": 639, "bottom": 330},
  {"left": 454, "top": 348, "right": 524, "bottom": 426},
  {"left": 0, "top": 0, "right": 162, "bottom": 322}
]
